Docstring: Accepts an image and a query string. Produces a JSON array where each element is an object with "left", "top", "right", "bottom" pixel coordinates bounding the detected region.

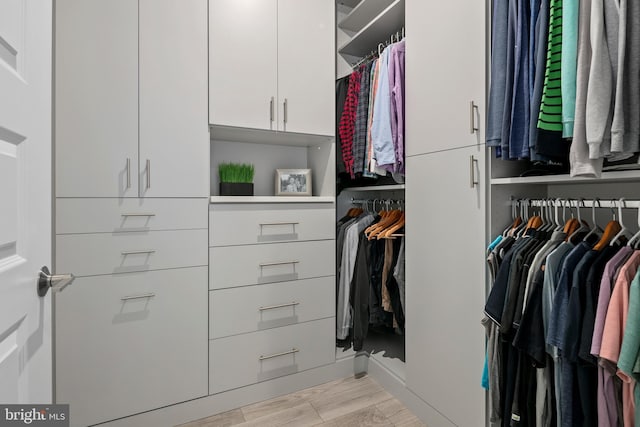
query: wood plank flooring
[{"left": 178, "top": 376, "right": 426, "bottom": 427}]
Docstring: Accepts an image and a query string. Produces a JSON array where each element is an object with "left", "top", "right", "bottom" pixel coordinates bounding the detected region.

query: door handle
[
  {"left": 283, "top": 98, "right": 288, "bottom": 128},
  {"left": 470, "top": 101, "right": 479, "bottom": 134},
  {"left": 470, "top": 155, "right": 479, "bottom": 188},
  {"left": 146, "top": 159, "right": 151, "bottom": 189},
  {"left": 38, "top": 266, "right": 75, "bottom": 297}
]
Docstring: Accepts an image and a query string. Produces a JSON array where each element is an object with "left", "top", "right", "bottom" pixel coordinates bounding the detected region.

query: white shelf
[
  {"left": 338, "top": 0, "right": 404, "bottom": 58},
  {"left": 339, "top": 0, "right": 395, "bottom": 33},
  {"left": 342, "top": 184, "right": 405, "bottom": 191},
  {"left": 491, "top": 170, "right": 640, "bottom": 185},
  {"left": 210, "top": 196, "right": 335, "bottom": 204},
  {"left": 210, "top": 125, "right": 333, "bottom": 147}
]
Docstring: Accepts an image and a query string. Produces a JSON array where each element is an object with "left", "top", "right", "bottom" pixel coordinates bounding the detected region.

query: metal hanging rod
[
  {"left": 351, "top": 27, "right": 405, "bottom": 69},
  {"left": 511, "top": 198, "right": 640, "bottom": 209}
]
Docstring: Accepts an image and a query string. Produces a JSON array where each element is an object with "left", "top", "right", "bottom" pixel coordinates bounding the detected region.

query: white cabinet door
[
  {"left": 277, "top": 0, "right": 334, "bottom": 136},
  {"left": 209, "top": 0, "right": 278, "bottom": 130},
  {"left": 405, "top": 146, "right": 486, "bottom": 427},
  {"left": 55, "top": 0, "right": 138, "bottom": 197},
  {"left": 140, "top": 0, "right": 209, "bottom": 197},
  {"left": 405, "top": 0, "right": 485, "bottom": 156}
]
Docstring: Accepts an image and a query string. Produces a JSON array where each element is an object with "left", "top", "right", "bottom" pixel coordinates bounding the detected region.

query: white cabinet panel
[
  {"left": 209, "top": 203, "right": 335, "bottom": 246},
  {"left": 209, "top": 317, "right": 335, "bottom": 394},
  {"left": 55, "top": 0, "right": 138, "bottom": 197},
  {"left": 56, "top": 198, "right": 208, "bottom": 234},
  {"left": 56, "top": 267, "right": 208, "bottom": 427},
  {"left": 210, "top": 276, "right": 335, "bottom": 338},
  {"left": 405, "top": 0, "right": 485, "bottom": 155},
  {"left": 140, "top": 0, "right": 209, "bottom": 197},
  {"left": 277, "top": 0, "right": 334, "bottom": 135},
  {"left": 209, "top": 240, "right": 334, "bottom": 289},
  {"left": 404, "top": 146, "right": 486, "bottom": 427},
  {"left": 209, "top": 0, "right": 278, "bottom": 130},
  {"left": 57, "top": 229, "right": 208, "bottom": 277}
]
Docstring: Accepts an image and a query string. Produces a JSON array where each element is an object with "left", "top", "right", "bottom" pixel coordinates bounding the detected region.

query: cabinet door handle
[
  {"left": 283, "top": 98, "right": 288, "bottom": 126},
  {"left": 259, "top": 222, "right": 299, "bottom": 227},
  {"left": 121, "top": 213, "right": 156, "bottom": 217},
  {"left": 259, "top": 348, "right": 299, "bottom": 361},
  {"left": 146, "top": 159, "right": 151, "bottom": 189},
  {"left": 270, "top": 97, "right": 274, "bottom": 124},
  {"left": 470, "top": 155, "right": 479, "bottom": 188},
  {"left": 126, "top": 158, "right": 131, "bottom": 189},
  {"left": 121, "top": 249, "right": 156, "bottom": 255},
  {"left": 121, "top": 293, "right": 156, "bottom": 301},
  {"left": 470, "top": 101, "right": 479, "bottom": 134},
  {"left": 259, "top": 301, "right": 300, "bottom": 311},
  {"left": 259, "top": 260, "right": 300, "bottom": 268}
]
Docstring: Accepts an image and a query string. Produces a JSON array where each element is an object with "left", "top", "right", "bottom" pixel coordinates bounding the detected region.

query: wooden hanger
[{"left": 380, "top": 212, "right": 405, "bottom": 239}]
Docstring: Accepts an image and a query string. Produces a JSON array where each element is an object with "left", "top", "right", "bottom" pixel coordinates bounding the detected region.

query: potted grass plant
[{"left": 218, "top": 162, "right": 255, "bottom": 196}]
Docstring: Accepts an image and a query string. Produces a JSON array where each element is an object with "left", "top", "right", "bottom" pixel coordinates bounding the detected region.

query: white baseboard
[
  {"left": 98, "top": 358, "right": 357, "bottom": 427},
  {"left": 367, "top": 356, "right": 457, "bottom": 427}
]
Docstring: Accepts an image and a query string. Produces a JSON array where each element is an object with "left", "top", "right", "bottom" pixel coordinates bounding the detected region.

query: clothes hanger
[
  {"left": 582, "top": 198, "right": 604, "bottom": 241},
  {"left": 593, "top": 199, "right": 624, "bottom": 250},
  {"left": 562, "top": 199, "right": 579, "bottom": 236},
  {"left": 608, "top": 198, "right": 631, "bottom": 246},
  {"left": 627, "top": 205, "right": 640, "bottom": 248},
  {"left": 568, "top": 199, "right": 590, "bottom": 243},
  {"left": 553, "top": 198, "right": 564, "bottom": 231}
]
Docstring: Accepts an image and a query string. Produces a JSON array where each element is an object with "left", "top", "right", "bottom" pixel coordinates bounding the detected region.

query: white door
[
  {"left": 0, "top": 0, "right": 53, "bottom": 403},
  {"left": 277, "top": 0, "right": 335, "bottom": 136},
  {"left": 209, "top": 0, "right": 278, "bottom": 130},
  {"left": 139, "top": 0, "right": 209, "bottom": 197},
  {"left": 405, "top": 146, "right": 486, "bottom": 427}
]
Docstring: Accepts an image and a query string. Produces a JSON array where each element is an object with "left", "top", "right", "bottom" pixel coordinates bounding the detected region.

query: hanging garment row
[
  {"left": 336, "top": 36, "right": 405, "bottom": 190},
  {"left": 336, "top": 199, "right": 405, "bottom": 352},
  {"left": 486, "top": 0, "right": 640, "bottom": 177},
  {"left": 483, "top": 197, "right": 640, "bottom": 427}
]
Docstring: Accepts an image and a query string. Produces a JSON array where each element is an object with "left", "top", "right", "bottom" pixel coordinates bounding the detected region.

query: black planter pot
[{"left": 219, "top": 182, "right": 254, "bottom": 196}]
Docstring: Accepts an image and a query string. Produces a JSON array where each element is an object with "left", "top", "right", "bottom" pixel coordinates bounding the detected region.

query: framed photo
[{"left": 275, "top": 169, "right": 312, "bottom": 196}]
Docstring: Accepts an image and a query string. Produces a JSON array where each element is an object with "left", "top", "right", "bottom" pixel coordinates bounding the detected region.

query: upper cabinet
[
  {"left": 56, "top": 0, "right": 209, "bottom": 198},
  {"left": 404, "top": 0, "right": 485, "bottom": 156},
  {"left": 209, "top": 0, "right": 335, "bottom": 136}
]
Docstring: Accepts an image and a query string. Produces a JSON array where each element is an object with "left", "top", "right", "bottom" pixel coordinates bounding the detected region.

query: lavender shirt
[{"left": 388, "top": 40, "right": 405, "bottom": 175}]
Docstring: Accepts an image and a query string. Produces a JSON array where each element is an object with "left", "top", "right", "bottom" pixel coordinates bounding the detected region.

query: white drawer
[
  {"left": 210, "top": 276, "right": 335, "bottom": 338},
  {"left": 209, "top": 317, "right": 335, "bottom": 394},
  {"left": 56, "top": 198, "right": 208, "bottom": 234},
  {"left": 55, "top": 267, "right": 208, "bottom": 427},
  {"left": 56, "top": 229, "right": 207, "bottom": 277},
  {"left": 209, "top": 240, "right": 334, "bottom": 289},
  {"left": 209, "top": 203, "right": 334, "bottom": 246}
]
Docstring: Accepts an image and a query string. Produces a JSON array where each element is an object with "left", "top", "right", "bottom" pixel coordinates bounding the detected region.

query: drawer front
[
  {"left": 57, "top": 229, "right": 207, "bottom": 277},
  {"left": 209, "top": 317, "right": 335, "bottom": 394},
  {"left": 56, "top": 198, "right": 208, "bottom": 234},
  {"left": 55, "top": 267, "right": 208, "bottom": 427},
  {"left": 209, "top": 203, "right": 334, "bottom": 246},
  {"left": 210, "top": 276, "right": 335, "bottom": 338},
  {"left": 209, "top": 240, "right": 335, "bottom": 289}
]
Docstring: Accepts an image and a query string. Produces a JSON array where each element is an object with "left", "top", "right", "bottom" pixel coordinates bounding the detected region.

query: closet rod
[
  {"left": 351, "top": 26, "right": 405, "bottom": 69},
  {"left": 511, "top": 198, "right": 640, "bottom": 209},
  {"left": 350, "top": 198, "right": 405, "bottom": 204}
]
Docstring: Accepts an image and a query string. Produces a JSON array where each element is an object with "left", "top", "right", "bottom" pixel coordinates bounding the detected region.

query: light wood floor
[{"left": 178, "top": 375, "right": 426, "bottom": 427}]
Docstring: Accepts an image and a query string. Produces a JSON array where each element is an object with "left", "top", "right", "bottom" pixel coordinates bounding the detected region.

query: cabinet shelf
[
  {"left": 338, "top": 0, "right": 404, "bottom": 58},
  {"left": 210, "top": 125, "right": 333, "bottom": 147},
  {"left": 342, "top": 184, "right": 405, "bottom": 191},
  {"left": 210, "top": 196, "right": 335, "bottom": 204},
  {"left": 491, "top": 170, "right": 640, "bottom": 185},
  {"left": 339, "top": 0, "right": 395, "bottom": 33}
]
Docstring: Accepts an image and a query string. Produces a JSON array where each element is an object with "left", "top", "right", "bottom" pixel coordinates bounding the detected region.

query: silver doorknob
[{"left": 38, "top": 266, "right": 75, "bottom": 297}]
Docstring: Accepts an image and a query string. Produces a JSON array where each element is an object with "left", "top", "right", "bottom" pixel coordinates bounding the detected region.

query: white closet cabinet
[
  {"left": 209, "top": 0, "right": 334, "bottom": 136},
  {"left": 405, "top": 146, "right": 486, "bottom": 427},
  {"left": 55, "top": 0, "right": 138, "bottom": 197},
  {"left": 56, "top": 0, "right": 209, "bottom": 198},
  {"left": 404, "top": 0, "right": 485, "bottom": 156},
  {"left": 139, "top": 0, "right": 209, "bottom": 197}
]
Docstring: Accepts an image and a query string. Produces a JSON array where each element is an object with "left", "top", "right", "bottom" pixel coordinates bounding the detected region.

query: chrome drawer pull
[
  {"left": 121, "top": 293, "right": 156, "bottom": 301},
  {"left": 259, "top": 301, "right": 300, "bottom": 311},
  {"left": 259, "top": 222, "right": 300, "bottom": 227},
  {"left": 121, "top": 250, "right": 156, "bottom": 255},
  {"left": 121, "top": 213, "right": 156, "bottom": 217},
  {"left": 259, "top": 260, "right": 300, "bottom": 268},
  {"left": 259, "top": 348, "right": 299, "bottom": 361}
]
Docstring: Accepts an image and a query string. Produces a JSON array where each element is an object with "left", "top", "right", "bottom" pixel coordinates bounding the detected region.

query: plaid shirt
[
  {"left": 338, "top": 68, "right": 362, "bottom": 178},
  {"left": 352, "top": 62, "right": 373, "bottom": 176}
]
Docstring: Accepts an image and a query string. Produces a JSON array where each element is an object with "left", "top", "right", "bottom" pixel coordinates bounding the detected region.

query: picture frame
[{"left": 275, "top": 169, "right": 312, "bottom": 196}]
